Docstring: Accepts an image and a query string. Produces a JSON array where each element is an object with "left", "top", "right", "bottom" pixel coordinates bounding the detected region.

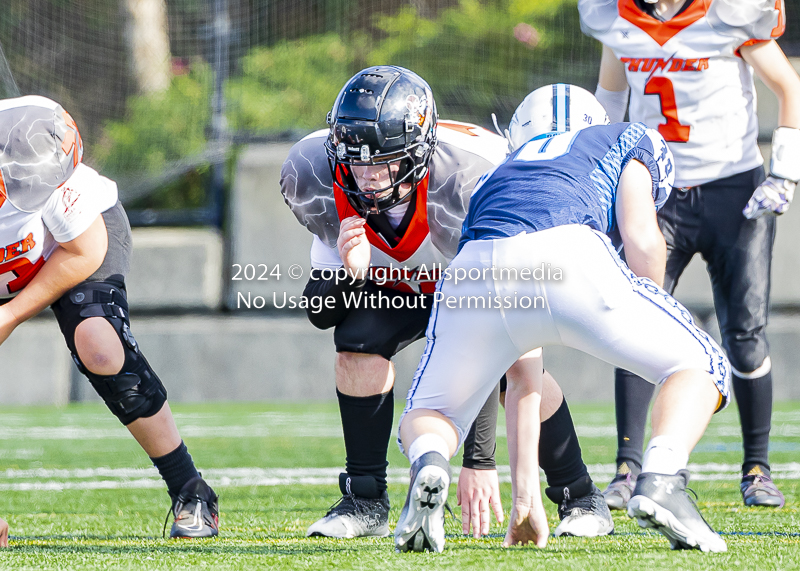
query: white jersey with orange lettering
[
  {"left": 0, "top": 164, "right": 118, "bottom": 299},
  {"left": 280, "top": 121, "right": 508, "bottom": 294},
  {"left": 579, "top": 0, "right": 785, "bottom": 187}
]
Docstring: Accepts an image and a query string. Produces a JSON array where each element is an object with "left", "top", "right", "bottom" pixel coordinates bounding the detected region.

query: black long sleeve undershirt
[
  {"left": 302, "top": 268, "right": 367, "bottom": 329},
  {"left": 462, "top": 382, "right": 500, "bottom": 469}
]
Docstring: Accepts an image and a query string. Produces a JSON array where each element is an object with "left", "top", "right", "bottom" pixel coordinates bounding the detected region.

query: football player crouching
[
  {"left": 0, "top": 96, "right": 218, "bottom": 539},
  {"left": 395, "top": 83, "right": 729, "bottom": 554},
  {"left": 281, "top": 67, "right": 613, "bottom": 541}
]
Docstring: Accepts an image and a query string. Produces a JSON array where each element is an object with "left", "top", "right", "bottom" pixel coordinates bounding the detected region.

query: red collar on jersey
[
  {"left": 618, "top": 0, "right": 709, "bottom": 47},
  {"left": 0, "top": 172, "right": 6, "bottom": 209},
  {"left": 333, "top": 174, "right": 431, "bottom": 264}
]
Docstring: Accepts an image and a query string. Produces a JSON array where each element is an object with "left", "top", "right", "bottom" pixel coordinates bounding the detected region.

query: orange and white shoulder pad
[{"left": 706, "top": 0, "right": 784, "bottom": 42}]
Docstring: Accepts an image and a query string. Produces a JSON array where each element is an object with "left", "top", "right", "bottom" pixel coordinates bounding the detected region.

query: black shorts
[
  {"left": 52, "top": 202, "right": 133, "bottom": 352},
  {"left": 333, "top": 280, "right": 432, "bottom": 360},
  {"left": 88, "top": 201, "right": 133, "bottom": 283},
  {"left": 658, "top": 166, "right": 773, "bottom": 373}
]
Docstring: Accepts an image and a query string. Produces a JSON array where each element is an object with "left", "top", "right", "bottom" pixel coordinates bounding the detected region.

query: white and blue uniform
[
  {"left": 400, "top": 123, "right": 730, "bottom": 450},
  {"left": 462, "top": 122, "right": 672, "bottom": 246}
]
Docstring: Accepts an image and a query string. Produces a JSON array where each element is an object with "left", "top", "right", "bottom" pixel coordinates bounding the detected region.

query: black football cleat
[
  {"left": 554, "top": 483, "right": 614, "bottom": 537},
  {"left": 307, "top": 474, "right": 390, "bottom": 538},
  {"left": 169, "top": 476, "right": 219, "bottom": 538},
  {"left": 627, "top": 470, "right": 726, "bottom": 553}
]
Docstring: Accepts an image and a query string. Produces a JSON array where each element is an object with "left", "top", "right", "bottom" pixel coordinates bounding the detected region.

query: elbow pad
[{"left": 770, "top": 127, "right": 800, "bottom": 182}]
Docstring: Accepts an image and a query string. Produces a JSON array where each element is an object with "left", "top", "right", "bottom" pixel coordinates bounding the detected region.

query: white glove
[{"left": 743, "top": 176, "right": 796, "bottom": 219}]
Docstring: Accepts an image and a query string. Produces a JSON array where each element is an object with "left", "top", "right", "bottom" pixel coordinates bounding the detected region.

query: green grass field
[{"left": 0, "top": 401, "right": 798, "bottom": 570}]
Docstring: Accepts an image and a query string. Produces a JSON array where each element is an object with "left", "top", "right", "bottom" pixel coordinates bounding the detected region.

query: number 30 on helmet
[
  {"left": 507, "top": 84, "right": 609, "bottom": 151},
  {"left": 325, "top": 66, "right": 438, "bottom": 216}
]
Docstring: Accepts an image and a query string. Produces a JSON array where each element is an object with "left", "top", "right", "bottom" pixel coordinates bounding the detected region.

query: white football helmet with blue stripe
[{"left": 508, "top": 84, "right": 609, "bottom": 151}]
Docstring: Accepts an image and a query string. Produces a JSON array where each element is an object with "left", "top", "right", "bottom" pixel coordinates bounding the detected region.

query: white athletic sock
[
  {"left": 407, "top": 433, "right": 450, "bottom": 465},
  {"left": 642, "top": 435, "right": 689, "bottom": 475}
]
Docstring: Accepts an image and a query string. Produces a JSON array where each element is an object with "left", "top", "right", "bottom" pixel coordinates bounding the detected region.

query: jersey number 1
[{"left": 645, "top": 77, "right": 690, "bottom": 143}]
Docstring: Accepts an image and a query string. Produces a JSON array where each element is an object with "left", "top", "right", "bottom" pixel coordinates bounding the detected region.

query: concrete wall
[
  {"left": 225, "top": 143, "right": 311, "bottom": 310},
  {"left": 126, "top": 228, "right": 223, "bottom": 310},
  {"left": 60, "top": 313, "right": 800, "bottom": 405}
]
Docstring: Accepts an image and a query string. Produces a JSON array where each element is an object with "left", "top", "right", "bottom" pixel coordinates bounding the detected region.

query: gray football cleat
[
  {"left": 603, "top": 472, "right": 637, "bottom": 510},
  {"left": 740, "top": 466, "right": 785, "bottom": 508},
  {"left": 555, "top": 484, "right": 615, "bottom": 537},
  {"left": 307, "top": 474, "right": 390, "bottom": 538},
  {"left": 627, "top": 470, "right": 727, "bottom": 553},
  {"left": 169, "top": 476, "right": 219, "bottom": 539},
  {"left": 394, "top": 451, "right": 451, "bottom": 553}
]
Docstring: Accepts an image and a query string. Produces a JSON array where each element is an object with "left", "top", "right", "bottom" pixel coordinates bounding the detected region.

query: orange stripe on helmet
[{"left": 60, "top": 110, "right": 83, "bottom": 168}]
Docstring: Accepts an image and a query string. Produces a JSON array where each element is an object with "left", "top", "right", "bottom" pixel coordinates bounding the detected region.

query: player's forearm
[
  {"left": 622, "top": 237, "right": 666, "bottom": 287},
  {"left": 776, "top": 87, "right": 800, "bottom": 130},
  {"left": 3, "top": 245, "right": 104, "bottom": 325},
  {"left": 505, "top": 378, "right": 542, "bottom": 502},
  {"left": 504, "top": 352, "right": 543, "bottom": 502},
  {"left": 302, "top": 268, "right": 366, "bottom": 329}
]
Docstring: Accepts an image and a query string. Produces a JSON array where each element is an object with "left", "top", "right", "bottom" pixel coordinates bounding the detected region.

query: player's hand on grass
[
  {"left": 457, "top": 467, "right": 504, "bottom": 537},
  {"left": 337, "top": 216, "right": 370, "bottom": 279},
  {"left": 502, "top": 499, "right": 548, "bottom": 548},
  {"left": 743, "top": 176, "right": 795, "bottom": 219},
  {"left": 0, "top": 517, "right": 9, "bottom": 547}
]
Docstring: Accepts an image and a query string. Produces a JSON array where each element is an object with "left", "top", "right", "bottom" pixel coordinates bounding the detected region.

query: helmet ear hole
[{"left": 325, "top": 66, "right": 438, "bottom": 216}]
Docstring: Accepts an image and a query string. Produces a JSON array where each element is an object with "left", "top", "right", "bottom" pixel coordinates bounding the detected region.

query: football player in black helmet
[
  {"left": 282, "top": 67, "right": 607, "bottom": 541},
  {"left": 325, "top": 66, "right": 437, "bottom": 217}
]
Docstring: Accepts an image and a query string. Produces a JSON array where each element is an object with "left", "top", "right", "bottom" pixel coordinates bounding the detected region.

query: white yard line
[
  {"left": 0, "top": 463, "right": 797, "bottom": 491},
  {"left": 0, "top": 424, "right": 798, "bottom": 439}
]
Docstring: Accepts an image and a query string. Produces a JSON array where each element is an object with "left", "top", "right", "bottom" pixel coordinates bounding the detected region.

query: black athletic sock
[
  {"left": 337, "top": 388, "right": 394, "bottom": 494},
  {"left": 732, "top": 371, "right": 773, "bottom": 475},
  {"left": 614, "top": 369, "right": 655, "bottom": 476},
  {"left": 151, "top": 441, "right": 200, "bottom": 499},
  {"left": 539, "top": 397, "right": 589, "bottom": 490}
]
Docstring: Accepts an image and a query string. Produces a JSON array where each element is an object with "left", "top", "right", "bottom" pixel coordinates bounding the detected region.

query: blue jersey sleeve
[{"left": 623, "top": 126, "right": 675, "bottom": 211}]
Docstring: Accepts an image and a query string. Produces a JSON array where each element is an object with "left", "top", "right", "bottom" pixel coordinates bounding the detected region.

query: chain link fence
[{"left": 1, "top": 0, "right": 798, "bottom": 225}]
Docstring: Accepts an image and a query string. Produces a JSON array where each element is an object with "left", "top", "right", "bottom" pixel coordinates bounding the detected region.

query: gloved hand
[{"left": 743, "top": 176, "right": 796, "bottom": 219}]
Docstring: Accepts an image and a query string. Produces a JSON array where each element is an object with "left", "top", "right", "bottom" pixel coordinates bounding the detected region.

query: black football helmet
[{"left": 325, "top": 66, "right": 438, "bottom": 216}]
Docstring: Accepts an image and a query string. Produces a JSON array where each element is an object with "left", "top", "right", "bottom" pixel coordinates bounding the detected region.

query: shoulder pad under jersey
[
  {"left": 578, "top": 0, "right": 619, "bottom": 37},
  {"left": 707, "top": 0, "right": 783, "bottom": 41},
  {"left": 280, "top": 130, "right": 340, "bottom": 248},
  {"left": 0, "top": 95, "right": 83, "bottom": 212},
  {"left": 427, "top": 133, "right": 501, "bottom": 259}
]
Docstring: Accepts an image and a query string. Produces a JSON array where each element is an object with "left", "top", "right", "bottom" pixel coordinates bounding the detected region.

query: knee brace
[{"left": 54, "top": 281, "right": 168, "bottom": 425}]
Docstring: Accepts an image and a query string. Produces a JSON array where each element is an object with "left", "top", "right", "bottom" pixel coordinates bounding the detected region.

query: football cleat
[
  {"left": 168, "top": 476, "right": 219, "bottom": 538},
  {"left": 627, "top": 470, "right": 726, "bottom": 553},
  {"left": 307, "top": 474, "right": 390, "bottom": 538},
  {"left": 740, "top": 466, "right": 785, "bottom": 508},
  {"left": 603, "top": 472, "right": 637, "bottom": 511},
  {"left": 555, "top": 484, "right": 615, "bottom": 537},
  {"left": 395, "top": 451, "right": 451, "bottom": 553}
]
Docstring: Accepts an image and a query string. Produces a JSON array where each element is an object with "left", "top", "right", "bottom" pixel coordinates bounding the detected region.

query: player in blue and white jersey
[{"left": 393, "top": 84, "right": 731, "bottom": 554}]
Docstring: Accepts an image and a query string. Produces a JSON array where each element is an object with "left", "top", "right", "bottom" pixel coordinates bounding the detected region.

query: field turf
[{"left": 0, "top": 401, "right": 798, "bottom": 570}]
